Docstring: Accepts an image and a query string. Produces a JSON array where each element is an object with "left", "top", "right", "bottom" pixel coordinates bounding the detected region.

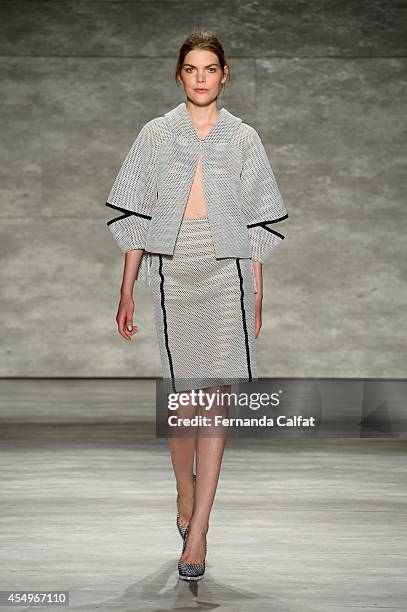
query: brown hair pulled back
[{"left": 175, "top": 30, "right": 231, "bottom": 91}]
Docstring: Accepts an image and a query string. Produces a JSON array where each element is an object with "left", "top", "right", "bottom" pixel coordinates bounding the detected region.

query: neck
[{"left": 185, "top": 99, "right": 221, "bottom": 128}]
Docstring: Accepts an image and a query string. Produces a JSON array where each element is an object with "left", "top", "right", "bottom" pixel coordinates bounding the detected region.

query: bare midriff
[{"left": 182, "top": 153, "right": 209, "bottom": 220}]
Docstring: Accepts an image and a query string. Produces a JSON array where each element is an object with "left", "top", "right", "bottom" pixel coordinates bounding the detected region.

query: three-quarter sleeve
[
  {"left": 241, "top": 127, "right": 288, "bottom": 263},
  {"left": 105, "top": 123, "right": 157, "bottom": 253}
]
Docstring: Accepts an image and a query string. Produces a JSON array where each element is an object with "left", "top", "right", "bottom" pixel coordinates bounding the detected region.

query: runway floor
[{"left": 0, "top": 379, "right": 406, "bottom": 611}]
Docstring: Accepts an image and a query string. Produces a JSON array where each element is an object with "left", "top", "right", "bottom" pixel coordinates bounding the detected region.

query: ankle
[
  {"left": 188, "top": 520, "right": 209, "bottom": 536},
  {"left": 177, "top": 478, "right": 196, "bottom": 500}
]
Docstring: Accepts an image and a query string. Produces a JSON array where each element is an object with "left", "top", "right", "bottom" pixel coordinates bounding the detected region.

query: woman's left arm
[
  {"left": 252, "top": 260, "right": 263, "bottom": 338},
  {"left": 240, "top": 127, "right": 289, "bottom": 338}
]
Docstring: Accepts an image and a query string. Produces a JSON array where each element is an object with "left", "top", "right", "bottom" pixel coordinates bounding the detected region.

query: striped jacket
[{"left": 105, "top": 102, "right": 288, "bottom": 286}]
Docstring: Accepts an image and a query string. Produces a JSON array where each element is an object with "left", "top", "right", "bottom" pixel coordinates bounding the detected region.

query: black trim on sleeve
[
  {"left": 105, "top": 201, "right": 152, "bottom": 226},
  {"left": 259, "top": 226, "right": 285, "bottom": 240},
  {"left": 246, "top": 213, "right": 288, "bottom": 228}
]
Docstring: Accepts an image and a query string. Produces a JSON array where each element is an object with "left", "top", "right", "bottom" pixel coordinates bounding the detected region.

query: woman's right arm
[
  {"left": 105, "top": 123, "right": 158, "bottom": 339},
  {"left": 116, "top": 249, "right": 144, "bottom": 342}
]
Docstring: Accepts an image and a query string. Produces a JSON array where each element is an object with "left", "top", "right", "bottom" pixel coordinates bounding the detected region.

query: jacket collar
[{"left": 164, "top": 102, "right": 242, "bottom": 143}]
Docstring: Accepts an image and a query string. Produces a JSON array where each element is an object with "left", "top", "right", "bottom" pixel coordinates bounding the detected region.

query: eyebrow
[{"left": 183, "top": 63, "right": 219, "bottom": 68}]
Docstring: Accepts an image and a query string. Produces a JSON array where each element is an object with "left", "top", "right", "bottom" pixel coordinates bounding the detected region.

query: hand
[
  {"left": 116, "top": 295, "right": 138, "bottom": 341},
  {"left": 255, "top": 291, "right": 263, "bottom": 338}
]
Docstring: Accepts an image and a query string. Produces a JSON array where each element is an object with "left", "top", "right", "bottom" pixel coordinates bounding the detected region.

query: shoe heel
[{"left": 178, "top": 526, "right": 207, "bottom": 581}]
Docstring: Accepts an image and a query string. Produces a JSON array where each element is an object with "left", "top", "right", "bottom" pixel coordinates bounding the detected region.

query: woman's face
[{"left": 178, "top": 48, "right": 227, "bottom": 105}]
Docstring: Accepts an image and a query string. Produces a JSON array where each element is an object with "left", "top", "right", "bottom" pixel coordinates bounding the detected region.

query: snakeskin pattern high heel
[
  {"left": 176, "top": 473, "right": 196, "bottom": 539},
  {"left": 178, "top": 525, "right": 207, "bottom": 581}
]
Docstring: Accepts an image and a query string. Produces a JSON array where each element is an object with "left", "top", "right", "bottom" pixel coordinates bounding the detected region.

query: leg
[
  {"left": 168, "top": 436, "right": 196, "bottom": 529},
  {"left": 179, "top": 385, "right": 230, "bottom": 564},
  {"left": 168, "top": 389, "right": 197, "bottom": 529}
]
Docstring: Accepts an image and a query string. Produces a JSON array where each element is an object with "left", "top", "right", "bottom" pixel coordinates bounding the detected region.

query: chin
[{"left": 190, "top": 92, "right": 217, "bottom": 104}]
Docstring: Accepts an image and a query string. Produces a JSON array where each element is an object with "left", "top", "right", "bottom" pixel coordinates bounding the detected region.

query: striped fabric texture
[
  {"left": 105, "top": 102, "right": 288, "bottom": 285},
  {"left": 150, "top": 216, "right": 257, "bottom": 392}
]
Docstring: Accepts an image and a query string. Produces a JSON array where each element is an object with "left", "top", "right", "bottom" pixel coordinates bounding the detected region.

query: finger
[
  {"left": 255, "top": 315, "right": 262, "bottom": 338},
  {"left": 125, "top": 318, "right": 139, "bottom": 335},
  {"left": 119, "top": 328, "right": 131, "bottom": 341},
  {"left": 117, "top": 313, "right": 132, "bottom": 341},
  {"left": 126, "top": 322, "right": 139, "bottom": 336},
  {"left": 118, "top": 322, "right": 132, "bottom": 341}
]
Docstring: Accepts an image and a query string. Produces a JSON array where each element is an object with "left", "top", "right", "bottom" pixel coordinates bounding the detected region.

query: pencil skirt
[{"left": 149, "top": 216, "right": 257, "bottom": 393}]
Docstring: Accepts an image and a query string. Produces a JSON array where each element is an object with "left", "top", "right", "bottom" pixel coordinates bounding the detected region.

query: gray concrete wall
[{"left": 0, "top": 1, "right": 405, "bottom": 377}]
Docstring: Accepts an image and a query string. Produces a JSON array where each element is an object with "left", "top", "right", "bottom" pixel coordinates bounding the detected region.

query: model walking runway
[{"left": 105, "top": 31, "right": 289, "bottom": 581}]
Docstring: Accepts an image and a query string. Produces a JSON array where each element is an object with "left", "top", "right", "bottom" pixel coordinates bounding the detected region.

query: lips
[{"left": 194, "top": 89, "right": 207, "bottom": 92}]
